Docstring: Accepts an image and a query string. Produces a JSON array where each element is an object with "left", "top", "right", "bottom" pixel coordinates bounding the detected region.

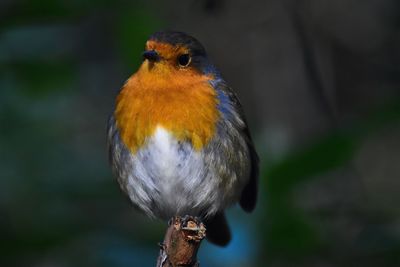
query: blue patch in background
[{"left": 199, "top": 208, "right": 258, "bottom": 267}]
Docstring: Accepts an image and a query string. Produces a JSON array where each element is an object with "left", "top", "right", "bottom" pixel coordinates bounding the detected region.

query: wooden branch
[{"left": 156, "top": 216, "right": 206, "bottom": 267}]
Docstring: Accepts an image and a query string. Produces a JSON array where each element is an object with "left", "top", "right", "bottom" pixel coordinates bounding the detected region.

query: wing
[{"left": 215, "top": 80, "right": 259, "bottom": 212}]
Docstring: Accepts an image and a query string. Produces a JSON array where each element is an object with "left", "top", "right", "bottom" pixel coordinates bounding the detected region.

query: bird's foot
[
  {"left": 180, "top": 215, "right": 206, "bottom": 242},
  {"left": 181, "top": 215, "right": 201, "bottom": 231},
  {"left": 167, "top": 217, "right": 175, "bottom": 226}
]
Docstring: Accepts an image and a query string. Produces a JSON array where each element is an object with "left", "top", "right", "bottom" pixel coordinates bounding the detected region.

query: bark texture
[{"left": 156, "top": 216, "right": 206, "bottom": 267}]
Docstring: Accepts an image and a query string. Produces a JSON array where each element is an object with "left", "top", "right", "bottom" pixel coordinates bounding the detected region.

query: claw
[
  {"left": 181, "top": 215, "right": 201, "bottom": 230},
  {"left": 178, "top": 215, "right": 206, "bottom": 241}
]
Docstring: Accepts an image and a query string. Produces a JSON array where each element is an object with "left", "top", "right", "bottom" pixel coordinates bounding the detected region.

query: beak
[{"left": 142, "top": 50, "right": 160, "bottom": 62}]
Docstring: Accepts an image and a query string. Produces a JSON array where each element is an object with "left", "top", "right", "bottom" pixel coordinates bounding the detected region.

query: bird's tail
[{"left": 205, "top": 212, "right": 231, "bottom": 246}]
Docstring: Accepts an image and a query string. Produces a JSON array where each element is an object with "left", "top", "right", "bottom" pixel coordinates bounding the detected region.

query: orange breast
[{"left": 114, "top": 63, "right": 219, "bottom": 153}]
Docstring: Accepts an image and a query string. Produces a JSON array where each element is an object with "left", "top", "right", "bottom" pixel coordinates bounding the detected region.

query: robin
[{"left": 107, "top": 31, "right": 258, "bottom": 246}]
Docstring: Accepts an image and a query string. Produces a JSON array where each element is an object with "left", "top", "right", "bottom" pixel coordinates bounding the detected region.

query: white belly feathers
[{"left": 125, "top": 126, "right": 222, "bottom": 219}]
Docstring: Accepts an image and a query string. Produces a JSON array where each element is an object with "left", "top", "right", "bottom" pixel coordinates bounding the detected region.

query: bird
[{"left": 107, "top": 31, "right": 259, "bottom": 246}]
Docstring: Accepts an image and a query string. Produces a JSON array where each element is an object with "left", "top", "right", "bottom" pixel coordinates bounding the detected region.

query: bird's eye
[{"left": 177, "top": 54, "right": 191, "bottom": 67}]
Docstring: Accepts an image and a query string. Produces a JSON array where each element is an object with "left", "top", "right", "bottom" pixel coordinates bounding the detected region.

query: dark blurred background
[{"left": 1, "top": 0, "right": 400, "bottom": 266}]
